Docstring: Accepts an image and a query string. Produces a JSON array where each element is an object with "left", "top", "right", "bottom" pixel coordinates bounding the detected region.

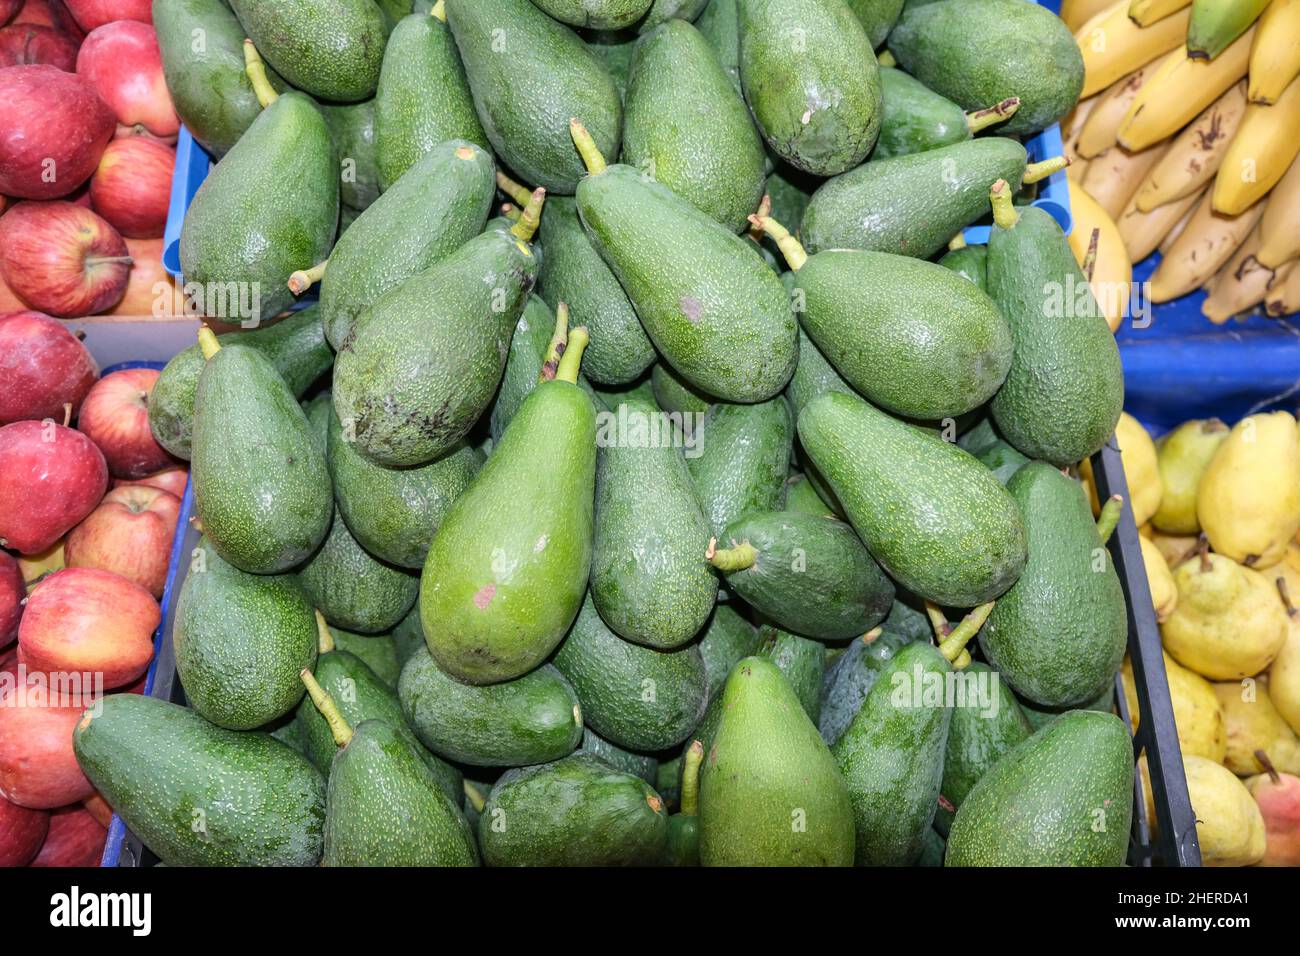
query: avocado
[
  {"left": 696, "top": 603, "right": 760, "bottom": 699},
  {"left": 986, "top": 189, "right": 1124, "bottom": 467},
  {"left": 698, "top": 656, "right": 854, "bottom": 865},
  {"left": 326, "top": 626, "right": 401, "bottom": 688},
  {"left": 532, "top": 0, "right": 653, "bottom": 29},
  {"left": 191, "top": 334, "right": 333, "bottom": 575},
  {"left": 553, "top": 595, "right": 709, "bottom": 751},
  {"left": 374, "top": 12, "right": 488, "bottom": 191},
  {"left": 938, "top": 243, "right": 988, "bottom": 290},
  {"left": 622, "top": 20, "right": 765, "bottom": 233},
  {"left": 580, "top": 728, "right": 659, "bottom": 784},
  {"left": 639, "top": 0, "right": 710, "bottom": 32},
  {"left": 785, "top": 331, "right": 851, "bottom": 422},
  {"left": 571, "top": 124, "right": 798, "bottom": 402},
  {"left": 945, "top": 711, "right": 1134, "bottom": 866},
  {"left": 711, "top": 510, "right": 893, "bottom": 641},
  {"left": 978, "top": 462, "right": 1128, "bottom": 708},
  {"left": 832, "top": 643, "right": 952, "bottom": 865},
  {"left": 1019, "top": 686, "right": 1116, "bottom": 731},
  {"left": 757, "top": 625, "right": 825, "bottom": 722},
  {"left": 296, "top": 512, "right": 419, "bottom": 634},
  {"left": 844, "top": 0, "right": 903, "bottom": 47},
  {"left": 818, "top": 630, "right": 916, "bottom": 747},
  {"left": 230, "top": 0, "right": 388, "bottom": 103},
  {"left": 178, "top": 87, "right": 337, "bottom": 325},
  {"left": 399, "top": 646, "right": 584, "bottom": 767},
  {"left": 797, "top": 390, "right": 1027, "bottom": 607},
  {"left": 319, "top": 140, "right": 495, "bottom": 349},
  {"left": 584, "top": 28, "right": 638, "bottom": 100},
  {"left": 664, "top": 740, "right": 704, "bottom": 866},
  {"left": 800, "top": 137, "right": 1030, "bottom": 258},
  {"left": 419, "top": 326, "right": 595, "bottom": 684},
  {"left": 888, "top": 0, "right": 1083, "bottom": 136},
  {"left": 651, "top": 363, "right": 715, "bottom": 417},
  {"left": 149, "top": 305, "right": 332, "bottom": 460},
  {"left": 319, "top": 100, "right": 379, "bottom": 215},
  {"left": 73, "top": 695, "right": 325, "bottom": 867},
  {"left": 446, "top": 0, "right": 622, "bottom": 194},
  {"left": 479, "top": 753, "right": 669, "bottom": 865},
  {"left": 737, "top": 0, "right": 882, "bottom": 176},
  {"left": 783, "top": 472, "right": 838, "bottom": 518},
  {"left": 977, "top": 438, "right": 1031, "bottom": 485},
  {"left": 874, "top": 67, "right": 1017, "bottom": 160},
  {"left": 390, "top": 605, "right": 426, "bottom": 667},
  {"left": 695, "top": 0, "right": 740, "bottom": 89},
  {"left": 688, "top": 396, "right": 793, "bottom": 537},
  {"left": 592, "top": 372, "right": 659, "bottom": 413}
]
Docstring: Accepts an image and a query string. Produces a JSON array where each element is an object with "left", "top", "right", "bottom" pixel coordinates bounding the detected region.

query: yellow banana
[
  {"left": 1265, "top": 259, "right": 1300, "bottom": 315},
  {"left": 1063, "top": 97, "right": 1098, "bottom": 183},
  {"left": 1149, "top": 191, "right": 1267, "bottom": 300},
  {"left": 1118, "top": 185, "right": 1206, "bottom": 262},
  {"left": 1076, "top": 0, "right": 1192, "bottom": 97},
  {"left": 1188, "top": 0, "right": 1270, "bottom": 62},
  {"left": 1133, "top": 81, "right": 1247, "bottom": 211},
  {"left": 1117, "top": 26, "right": 1255, "bottom": 150},
  {"left": 1258, "top": 156, "right": 1300, "bottom": 267},
  {"left": 1213, "top": 75, "right": 1300, "bottom": 214},
  {"left": 1159, "top": 196, "right": 1201, "bottom": 252},
  {"left": 1249, "top": 0, "right": 1300, "bottom": 103},
  {"left": 1078, "top": 61, "right": 1166, "bottom": 157},
  {"left": 1128, "top": 0, "right": 1191, "bottom": 26},
  {"left": 1082, "top": 140, "right": 1171, "bottom": 218},
  {"left": 1064, "top": 0, "right": 1125, "bottom": 30},
  {"left": 1069, "top": 182, "right": 1133, "bottom": 332},
  {"left": 1201, "top": 226, "right": 1285, "bottom": 323}
]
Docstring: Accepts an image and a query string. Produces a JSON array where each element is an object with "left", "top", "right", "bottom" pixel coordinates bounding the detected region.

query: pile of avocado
[{"left": 76, "top": 0, "right": 1141, "bottom": 867}]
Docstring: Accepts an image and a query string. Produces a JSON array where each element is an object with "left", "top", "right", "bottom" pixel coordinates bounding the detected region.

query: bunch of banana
[{"left": 1070, "top": 0, "right": 1300, "bottom": 324}]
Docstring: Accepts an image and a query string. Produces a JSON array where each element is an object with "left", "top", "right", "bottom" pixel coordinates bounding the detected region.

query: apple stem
[
  {"left": 1256, "top": 749, "right": 1281, "bottom": 785},
  {"left": 61, "top": 403, "right": 71, "bottom": 428}
]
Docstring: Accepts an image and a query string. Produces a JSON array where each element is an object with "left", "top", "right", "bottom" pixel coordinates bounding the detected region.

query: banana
[
  {"left": 1065, "top": 0, "right": 1126, "bottom": 30},
  {"left": 1069, "top": 182, "right": 1133, "bottom": 332},
  {"left": 1118, "top": 185, "right": 1206, "bottom": 262},
  {"left": 1076, "top": 0, "right": 1192, "bottom": 98},
  {"left": 1249, "top": 0, "right": 1300, "bottom": 104},
  {"left": 1212, "top": 75, "right": 1300, "bottom": 215},
  {"left": 1188, "top": 0, "right": 1270, "bottom": 62},
  {"left": 1082, "top": 139, "right": 1172, "bottom": 218},
  {"left": 1132, "top": 81, "right": 1247, "bottom": 212},
  {"left": 1063, "top": 96, "right": 1099, "bottom": 183},
  {"left": 1159, "top": 195, "right": 1201, "bottom": 252},
  {"left": 1265, "top": 259, "right": 1300, "bottom": 316},
  {"left": 1201, "top": 226, "right": 1285, "bottom": 323},
  {"left": 1258, "top": 156, "right": 1300, "bottom": 267},
  {"left": 1077, "top": 61, "right": 1166, "bottom": 158},
  {"left": 1148, "top": 191, "right": 1267, "bottom": 300},
  {"left": 1128, "top": 0, "right": 1191, "bottom": 26}
]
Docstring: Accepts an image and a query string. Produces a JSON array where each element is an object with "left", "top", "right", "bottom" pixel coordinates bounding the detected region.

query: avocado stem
[
  {"left": 496, "top": 171, "right": 534, "bottom": 208},
  {"left": 938, "top": 602, "right": 996, "bottom": 661},
  {"left": 463, "top": 780, "right": 487, "bottom": 813},
  {"left": 554, "top": 326, "right": 589, "bottom": 384},
  {"left": 951, "top": 648, "right": 972, "bottom": 669},
  {"left": 300, "top": 668, "right": 353, "bottom": 748},
  {"left": 923, "top": 600, "right": 952, "bottom": 638},
  {"left": 1095, "top": 494, "right": 1123, "bottom": 544},
  {"left": 747, "top": 212, "right": 808, "bottom": 271},
  {"left": 877, "top": 49, "right": 897, "bottom": 67},
  {"left": 706, "top": 537, "right": 758, "bottom": 572},
  {"left": 1023, "top": 155, "right": 1070, "bottom": 185},
  {"left": 680, "top": 740, "right": 704, "bottom": 817},
  {"left": 288, "top": 259, "right": 328, "bottom": 296},
  {"left": 509, "top": 187, "right": 546, "bottom": 243},
  {"left": 989, "top": 179, "right": 1020, "bottom": 230},
  {"left": 243, "top": 40, "right": 278, "bottom": 109},
  {"left": 966, "top": 97, "right": 1021, "bottom": 134},
  {"left": 569, "top": 118, "right": 607, "bottom": 176},
  {"left": 501, "top": 202, "right": 522, "bottom": 222},
  {"left": 430, "top": 0, "right": 446, "bottom": 20},
  {"left": 1256, "top": 750, "right": 1282, "bottom": 785},
  {"left": 862, "top": 626, "right": 883, "bottom": 644},
  {"left": 748, "top": 193, "right": 772, "bottom": 243},
  {"left": 539, "top": 302, "right": 569, "bottom": 383},
  {"left": 197, "top": 327, "right": 221, "bottom": 360},
  {"left": 948, "top": 232, "right": 967, "bottom": 251},
  {"left": 314, "top": 609, "right": 335, "bottom": 654}
]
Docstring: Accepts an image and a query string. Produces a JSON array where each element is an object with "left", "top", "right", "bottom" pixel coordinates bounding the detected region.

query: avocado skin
[
  {"left": 818, "top": 630, "right": 916, "bottom": 747},
  {"left": 874, "top": 66, "right": 970, "bottom": 160},
  {"left": 532, "top": 0, "right": 653, "bottom": 29},
  {"left": 73, "top": 695, "right": 326, "bottom": 867},
  {"left": 445, "top": 0, "right": 622, "bottom": 194},
  {"left": 695, "top": 0, "right": 740, "bottom": 89},
  {"left": 786, "top": 329, "right": 855, "bottom": 420},
  {"left": 757, "top": 625, "right": 825, "bottom": 722},
  {"left": 938, "top": 244, "right": 989, "bottom": 290},
  {"left": 479, "top": 753, "right": 669, "bottom": 866},
  {"left": 797, "top": 390, "right": 1027, "bottom": 608},
  {"left": 320, "top": 100, "right": 380, "bottom": 214},
  {"left": 978, "top": 462, "right": 1128, "bottom": 708},
  {"left": 696, "top": 604, "right": 760, "bottom": 700},
  {"left": 639, "top": 0, "right": 710, "bottom": 32},
  {"left": 800, "top": 137, "right": 1027, "bottom": 258},
  {"left": 651, "top": 362, "right": 715, "bottom": 415},
  {"left": 296, "top": 512, "right": 419, "bottom": 635},
  {"left": 888, "top": 0, "right": 1084, "bottom": 136},
  {"left": 327, "top": 626, "right": 401, "bottom": 688},
  {"left": 784, "top": 472, "right": 838, "bottom": 518},
  {"left": 688, "top": 397, "right": 793, "bottom": 537},
  {"left": 945, "top": 711, "right": 1134, "bottom": 866},
  {"left": 845, "top": 0, "right": 904, "bottom": 47},
  {"left": 737, "top": 0, "right": 882, "bottom": 176},
  {"left": 580, "top": 729, "right": 660, "bottom": 784}
]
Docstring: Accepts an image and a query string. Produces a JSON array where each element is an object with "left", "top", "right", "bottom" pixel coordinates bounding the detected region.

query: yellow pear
[
  {"left": 1123, "top": 652, "right": 1225, "bottom": 761},
  {"left": 1151, "top": 418, "right": 1229, "bottom": 534},
  {"left": 1268, "top": 605, "right": 1300, "bottom": 736},
  {"left": 1184, "top": 754, "right": 1266, "bottom": 866},
  {"left": 1197, "top": 412, "right": 1300, "bottom": 569},
  {"left": 1161, "top": 550, "right": 1289, "bottom": 680},
  {"left": 1149, "top": 530, "right": 1201, "bottom": 568},
  {"left": 1139, "top": 536, "right": 1178, "bottom": 622},
  {"left": 1080, "top": 412, "right": 1162, "bottom": 524},
  {"left": 1212, "top": 679, "right": 1300, "bottom": 775}
]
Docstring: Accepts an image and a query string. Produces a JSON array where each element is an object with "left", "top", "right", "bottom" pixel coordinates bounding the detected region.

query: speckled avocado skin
[
  {"left": 786, "top": 328, "right": 854, "bottom": 419},
  {"left": 758, "top": 626, "right": 824, "bottom": 722},
  {"left": 874, "top": 66, "right": 970, "bottom": 160},
  {"left": 845, "top": 0, "right": 904, "bottom": 47},
  {"left": 296, "top": 511, "right": 420, "bottom": 634},
  {"left": 697, "top": 604, "right": 760, "bottom": 699},
  {"left": 320, "top": 99, "right": 380, "bottom": 213},
  {"left": 688, "top": 396, "right": 793, "bottom": 537},
  {"left": 531, "top": 0, "right": 653, "bottom": 29}
]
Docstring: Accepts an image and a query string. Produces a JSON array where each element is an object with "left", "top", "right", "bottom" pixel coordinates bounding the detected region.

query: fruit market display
[{"left": 0, "top": 0, "right": 1297, "bottom": 874}]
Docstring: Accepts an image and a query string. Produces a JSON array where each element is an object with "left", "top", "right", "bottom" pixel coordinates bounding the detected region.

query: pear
[
  {"left": 1149, "top": 530, "right": 1200, "bottom": 569},
  {"left": 1184, "top": 755, "right": 1266, "bottom": 867},
  {"left": 1139, "top": 536, "right": 1178, "bottom": 623},
  {"left": 1270, "top": 600, "right": 1300, "bottom": 736},
  {"left": 1245, "top": 757, "right": 1300, "bottom": 866},
  {"left": 1080, "top": 412, "right": 1161, "bottom": 526},
  {"left": 1161, "top": 550, "right": 1288, "bottom": 680},
  {"left": 1122, "top": 652, "right": 1225, "bottom": 762},
  {"left": 1196, "top": 411, "right": 1300, "bottom": 570},
  {"left": 1213, "top": 679, "right": 1300, "bottom": 776},
  {"left": 1152, "top": 418, "right": 1229, "bottom": 534}
]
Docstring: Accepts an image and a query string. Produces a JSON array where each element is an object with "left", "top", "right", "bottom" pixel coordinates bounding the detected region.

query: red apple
[
  {"left": 0, "top": 665, "right": 94, "bottom": 809},
  {"left": 113, "top": 464, "right": 187, "bottom": 498},
  {"left": 0, "top": 65, "right": 114, "bottom": 200},
  {"left": 29, "top": 804, "right": 106, "bottom": 866},
  {"left": 0, "top": 792, "right": 48, "bottom": 865},
  {"left": 64, "top": 485, "right": 179, "bottom": 597},
  {"left": 0, "top": 201, "right": 131, "bottom": 316},
  {"left": 76, "top": 21, "right": 176, "bottom": 138},
  {"left": 0, "top": 1, "right": 21, "bottom": 24},
  {"left": 0, "top": 551, "right": 21, "bottom": 649},
  {"left": 0, "top": 23, "right": 79, "bottom": 69},
  {"left": 0, "top": 419, "right": 108, "bottom": 554},
  {"left": 63, "top": 0, "right": 148, "bottom": 31},
  {"left": 1247, "top": 759, "right": 1300, "bottom": 867},
  {"left": 76, "top": 368, "right": 176, "bottom": 478},
  {"left": 18, "top": 567, "right": 158, "bottom": 689},
  {"left": 87, "top": 136, "right": 173, "bottom": 240},
  {"left": 12, "top": 0, "right": 83, "bottom": 37},
  {"left": 0, "top": 310, "right": 98, "bottom": 425}
]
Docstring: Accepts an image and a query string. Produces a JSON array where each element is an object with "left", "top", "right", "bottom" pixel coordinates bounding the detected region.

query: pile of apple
[
  {"left": 0, "top": 0, "right": 179, "bottom": 319},
  {"left": 0, "top": 310, "right": 187, "bottom": 867}
]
